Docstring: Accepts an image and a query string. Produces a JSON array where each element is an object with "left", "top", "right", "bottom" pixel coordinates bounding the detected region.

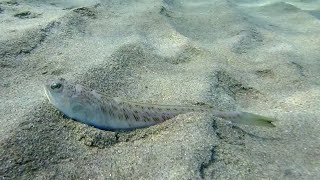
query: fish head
[{"left": 44, "top": 78, "right": 76, "bottom": 115}]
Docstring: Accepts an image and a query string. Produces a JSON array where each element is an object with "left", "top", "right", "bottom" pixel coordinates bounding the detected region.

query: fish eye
[{"left": 51, "top": 82, "right": 62, "bottom": 90}]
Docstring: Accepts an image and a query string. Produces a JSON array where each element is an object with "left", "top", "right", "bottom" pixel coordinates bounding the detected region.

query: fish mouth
[
  {"left": 44, "top": 81, "right": 59, "bottom": 106},
  {"left": 44, "top": 85, "right": 54, "bottom": 104}
]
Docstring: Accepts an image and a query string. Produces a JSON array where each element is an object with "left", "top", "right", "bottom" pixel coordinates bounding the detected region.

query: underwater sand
[{"left": 0, "top": 0, "right": 320, "bottom": 179}]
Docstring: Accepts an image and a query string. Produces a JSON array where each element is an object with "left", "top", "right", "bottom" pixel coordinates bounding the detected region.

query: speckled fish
[{"left": 44, "top": 78, "right": 276, "bottom": 130}]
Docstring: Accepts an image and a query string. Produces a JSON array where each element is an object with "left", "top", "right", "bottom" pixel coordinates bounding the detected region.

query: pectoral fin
[{"left": 71, "top": 104, "right": 93, "bottom": 122}]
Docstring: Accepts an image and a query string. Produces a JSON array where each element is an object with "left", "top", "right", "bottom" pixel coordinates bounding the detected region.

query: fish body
[{"left": 44, "top": 78, "right": 276, "bottom": 130}]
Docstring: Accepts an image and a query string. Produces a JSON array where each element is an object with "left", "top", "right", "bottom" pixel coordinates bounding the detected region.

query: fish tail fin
[{"left": 214, "top": 111, "right": 276, "bottom": 127}]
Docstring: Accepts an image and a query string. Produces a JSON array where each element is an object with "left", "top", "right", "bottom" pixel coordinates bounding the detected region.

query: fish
[{"left": 44, "top": 78, "right": 276, "bottom": 130}]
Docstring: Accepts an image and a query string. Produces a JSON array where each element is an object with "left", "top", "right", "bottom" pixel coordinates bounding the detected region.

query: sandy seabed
[{"left": 0, "top": 0, "right": 320, "bottom": 179}]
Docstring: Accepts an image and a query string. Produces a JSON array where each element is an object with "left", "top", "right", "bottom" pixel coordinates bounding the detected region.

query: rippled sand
[{"left": 1, "top": 0, "right": 319, "bottom": 179}]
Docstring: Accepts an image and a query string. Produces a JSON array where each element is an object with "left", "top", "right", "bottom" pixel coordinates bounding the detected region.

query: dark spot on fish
[
  {"left": 101, "top": 105, "right": 108, "bottom": 114},
  {"left": 133, "top": 114, "right": 140, "bottom": 121},
  {"left": 143, "top": 116, "right": 149, "bottom": 122},
  {"left": 134, "top": 110, "right": 139, "bottom": 114},
  {"left": 111, "top": 104, "right": 117, "bottom": 111},
  {"left": 124, "top": 111, "right": 129, "bottom": 120},
  {"left": 109, "top": 110, "right": 114, "bottom": 117},
  {"left": 117, "top": 113, "right": 124, "bottom": 120},
  {"left": 153, "top": 117, "right": 160, "bottom": 122},
  {"left": 166, "top": 108, "right": 171, "bottom": 111}
]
